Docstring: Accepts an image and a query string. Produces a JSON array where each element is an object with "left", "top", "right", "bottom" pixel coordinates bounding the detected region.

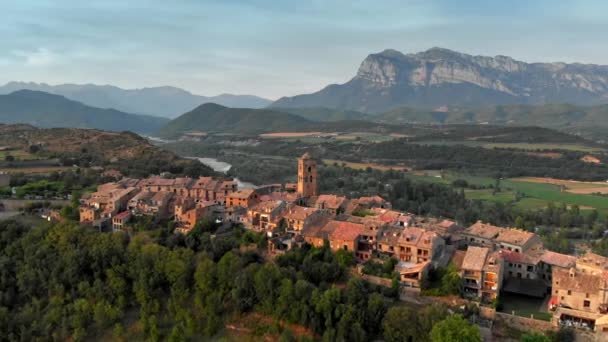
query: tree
[
  {"left": 430, "top": 314, "right": 481, "bottom": 342},
  {"left": 382, "top": 306, "right": 424, "bottom": 342},
  {"left": 520, "top": 332, "right": 550, "bottom": 342}
]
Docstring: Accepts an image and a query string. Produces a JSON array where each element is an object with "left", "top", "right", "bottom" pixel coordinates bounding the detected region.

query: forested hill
[
  {"left": 0, "top": 90, "right": 168, "bottom": 134},
  {"left": 158, "top": 103, "right": 313, "bottom": 137},
  {"left": 372, "top": 104, "right": 608, "bottom": 140},
  {"left": 0, "top": 124, "right": 214, "bottom": 178}
]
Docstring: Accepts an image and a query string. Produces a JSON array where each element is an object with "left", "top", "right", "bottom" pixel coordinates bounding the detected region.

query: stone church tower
[{"left": 297, "top": 152, "right": 317, "bottom": 197}]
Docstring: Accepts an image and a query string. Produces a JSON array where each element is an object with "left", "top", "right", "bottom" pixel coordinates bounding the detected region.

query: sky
[{"left": 1, "top": 0, "right": 607, "bottom": 100}]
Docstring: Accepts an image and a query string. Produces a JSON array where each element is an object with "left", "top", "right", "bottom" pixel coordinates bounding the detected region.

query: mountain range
[
  {"left": 0, "top": 90, "right": 168, "bottom": 134},
  {"left": 272, "top": 47, "right": 608, "bottom": 112},
  {"left": 0, "top": 82, "right": 272, "bottom": 118}
]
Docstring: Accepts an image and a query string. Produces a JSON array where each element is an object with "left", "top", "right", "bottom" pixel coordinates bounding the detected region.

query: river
[{"left": 187, "top": 157, "right": 257, "bottom": 189}]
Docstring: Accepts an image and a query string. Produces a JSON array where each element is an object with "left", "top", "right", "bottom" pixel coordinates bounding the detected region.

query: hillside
[
  {"left": 0, "top": 124, "right": 214, "bottom": 177},
  {"left": 0, "top": 82, "right": 272, "bottom": 118},
  {"left": 275, "top": 107, "right": 369, "bottom": 121},
  {"left": 158, "top": 103, "right": 314, "bottom": 137},
  {"left": 0, "top": 90, "right": 168, "bottom": 134},
  {"left": 373, "top": 104, "right": 608, "bottom": 141},
  {"left": 273, "top": 47, "right": 608, "bottom": 112}
]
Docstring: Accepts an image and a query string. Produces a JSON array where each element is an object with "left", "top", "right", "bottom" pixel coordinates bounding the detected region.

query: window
[
  {"left": 555, "top": 290, "right": 558, "bottom": 294},
  {"left": 586, "top": 293, "right": 590, "bottom": 298},
  {"left": 584, "top": 300, "right": 591, "bottom": 308},
  {"left": 567, "top": 290, "right": 572, "bottom": 295}
]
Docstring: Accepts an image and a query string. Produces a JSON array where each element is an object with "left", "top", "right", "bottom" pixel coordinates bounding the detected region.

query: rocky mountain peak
[{"left": 273, "top": 48, "right": 608, "bottom": 112}]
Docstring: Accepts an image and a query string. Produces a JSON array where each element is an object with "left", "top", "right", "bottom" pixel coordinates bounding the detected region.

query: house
[
  {"left": 496, "top": 228, "right": 541, "bottom": 253},
  {"left": 245, "top": 200, "right": 287, "bottom": 231},
  {"left": 175, "top": 199, "right": 221, "bottom": 233},
  {"left": 462, "top": 221, "right": 504, "bottom": 248},
  {"left": 397, "top": 261, "right": 431, "bottom": 291},
  {"left": 370, "top": 208, "right": 415, "bottom": 228},
  {"left": 327, "top": 220, "right": 364, "bottom": 253},
  {"left": 498, "top": 246, "right": 548, "bottom": 298},
  {"left": 112, "top": 211, "right": 131, "bottom": 231},
  {"left": 550, "top": 253, "right": 608, "bottom": 332},
  {"left": 310, "top": 194, "right": 347, "bottom": 215},
  {"left": 539, "top": 250, "right": 577, "bottom": 287},
  {"left": 377, "top": 226, "right": 445, "bottom": 264},
  {"left": 227, "top": 189, "right": 259, "bottom": 208},
  {"left": 268, "top": 233, "right": 306, "bottom": 257},
  {"left": 79, "top": 183, "right": 139, "bottom": 224},
  {"left": 40, "top": 209, "right": 61, "bottom": 222},
  {"left": 282, "top": 205, "right": 328, "bottom": 232},
  {"left": 461, "top": 246, "right": 504, "bottom": 303}
]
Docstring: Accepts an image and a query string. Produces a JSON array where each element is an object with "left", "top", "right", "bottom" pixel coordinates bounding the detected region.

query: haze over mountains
[
  {"left": 0, "top": 90, "right": 168, "bottom": 134},
  {"left": 273, "top": 47, "right": 608, "bottom": 113},
  {"left": 0, "top": 82, "right": 272, "bottom": 118}
]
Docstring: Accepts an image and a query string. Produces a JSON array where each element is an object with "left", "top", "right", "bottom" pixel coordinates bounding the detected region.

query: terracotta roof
[
  {"left": 251, "top": 200, "right": 285, "bottom": 213},
  {"left": 302, "top": 218, "right": 337, "bottom": 240},
  {"left": 129, "top": 191, "right": 154, "bottom": 202},
  {"left": 553, "top": 267, "right": 607, "bottom": 294},
  {"left": 313, "top": 194, "right": 346, "bottom": 210},
  {"left": 541, "top": 251, "right": 576, "bottom": 269},
  {"left": 283, "top": 205, "right": 318, "bottom": 221},
  {"left": 496, "top": 229, "right": 537, "bottom": 246},
  {"left": 150, "top": 191, "right": 173, "bottom": 203},
  {"left": 228, "top": 189, "right": 256, "bottom": 199},
  {"left": 300, "top": 152, "right": 312, "bottom": 159},
  {"left": 327, "top": 220, "right": 364, "bottom": 241},
  {"left": 114, "top": 211, "right": 130, "bottom": 220},
  {"left": 462, "top": 246, "right": 490, "bottom": 271},
  {"left": 577, "top": 252, "right": 608, "bottom": 270},
  {"left": 464, "top": 221, "right": 503, "bottom": 240}
]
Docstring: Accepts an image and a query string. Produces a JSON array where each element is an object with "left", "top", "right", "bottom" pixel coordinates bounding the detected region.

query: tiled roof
[
  {"left": 553, "top": 267, "right": 607, "bottom": 294},
  {"left": 577, "top": 252, "right": 608, "bottom": 270},
  {"left": 283, "top": 205, "right": 318, "bottom": 221},
  {"left": 229, "top": 189, "right": 256, "bottom": 199},
  {"left": 540, "top": 251, "right": 576, "bottom": 269},
  {"left": 496, "top": 229, "right": 537, "bottom": 246},
  {"left": 462, "top": 246, "right": 490, "bottom": 271},
  {"left": 328, "top": 220, "right": 364, "bottom": 241},
  {"left": 313, "top": 194, "right": 346, "bottom": 210},
  {"left": 150, "top": 191, "right": 173, "bottom": 203},
  {"left": 464, "top": 221, "right": 503, "bottom": 240},
  {"left": 114, "top": 211, "right": 130, "bottom": 220}
]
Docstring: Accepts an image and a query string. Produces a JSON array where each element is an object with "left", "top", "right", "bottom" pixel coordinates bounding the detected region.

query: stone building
[
  {"left": 297, "top": 152, "right": 317, "bottom": 198},
  {"left": 461, "top": 246, "right": 504, "bottom": 303}
]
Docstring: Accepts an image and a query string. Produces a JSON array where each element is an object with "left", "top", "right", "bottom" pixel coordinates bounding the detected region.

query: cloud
[{"left": 12, "top": 48, "right": 59, "bottom": 67}]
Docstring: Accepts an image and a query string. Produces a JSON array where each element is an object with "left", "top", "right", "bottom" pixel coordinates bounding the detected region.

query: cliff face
[{"left": 273, "top": 47, "right": 608, "bottom": 112}]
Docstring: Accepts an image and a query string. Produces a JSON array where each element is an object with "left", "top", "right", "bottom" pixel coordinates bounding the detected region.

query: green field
[
  {"left": 413, "top": 140, "right": 604, "bottom": 153},
  {"left": 407, "top": 171, "right": 608, "bottom": 215},
  {"left": 0, "top": 149, "right": 37, "bottom": 160}
]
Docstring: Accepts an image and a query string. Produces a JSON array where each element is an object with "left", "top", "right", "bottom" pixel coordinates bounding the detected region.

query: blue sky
[{"left": 1, "top": 0, "right": 607, "bottom": 99}]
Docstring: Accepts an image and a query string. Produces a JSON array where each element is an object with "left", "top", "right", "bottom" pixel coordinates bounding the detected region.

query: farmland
[
  {"left": 406, "top": 171, "right": 608, "bottom": 215},
  {"left": 323, "top": 159, "right": 410, "bottom": 171}
]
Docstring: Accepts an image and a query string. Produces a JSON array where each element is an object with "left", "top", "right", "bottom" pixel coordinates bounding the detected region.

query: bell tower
[{"left": 297, "top": 152, "right": 317, "bottom": 197}]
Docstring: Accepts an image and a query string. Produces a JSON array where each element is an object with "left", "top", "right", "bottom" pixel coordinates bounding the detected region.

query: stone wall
[{"left": 494, "top": 312, "right": 554, "bottom": 333}]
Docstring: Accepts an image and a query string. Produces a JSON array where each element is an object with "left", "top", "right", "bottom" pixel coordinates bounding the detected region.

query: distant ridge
[
  {"left": 0, "top": 82, "right": 272, "bottom": 118},
  {"left": 0, "top": 90, "right": 168, "bottom": 134},
  {"left": 272, "top": 47, "right": 608, "bottom": 112},
  {"left": 158, "top": 103, "right": 313, "bottom": 137}
]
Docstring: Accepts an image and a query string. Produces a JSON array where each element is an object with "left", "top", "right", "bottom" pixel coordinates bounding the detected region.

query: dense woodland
[
  {"left": 0, "top": 218, "right": 486, "bottom": 341},
  {"left": 165, "top": 135, "right": 608, "bottom": 182}
]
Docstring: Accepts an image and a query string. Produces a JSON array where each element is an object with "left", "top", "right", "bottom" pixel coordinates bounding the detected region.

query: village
[{"left": 77, "top": 152, "right": 608, "bottom": 337}]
